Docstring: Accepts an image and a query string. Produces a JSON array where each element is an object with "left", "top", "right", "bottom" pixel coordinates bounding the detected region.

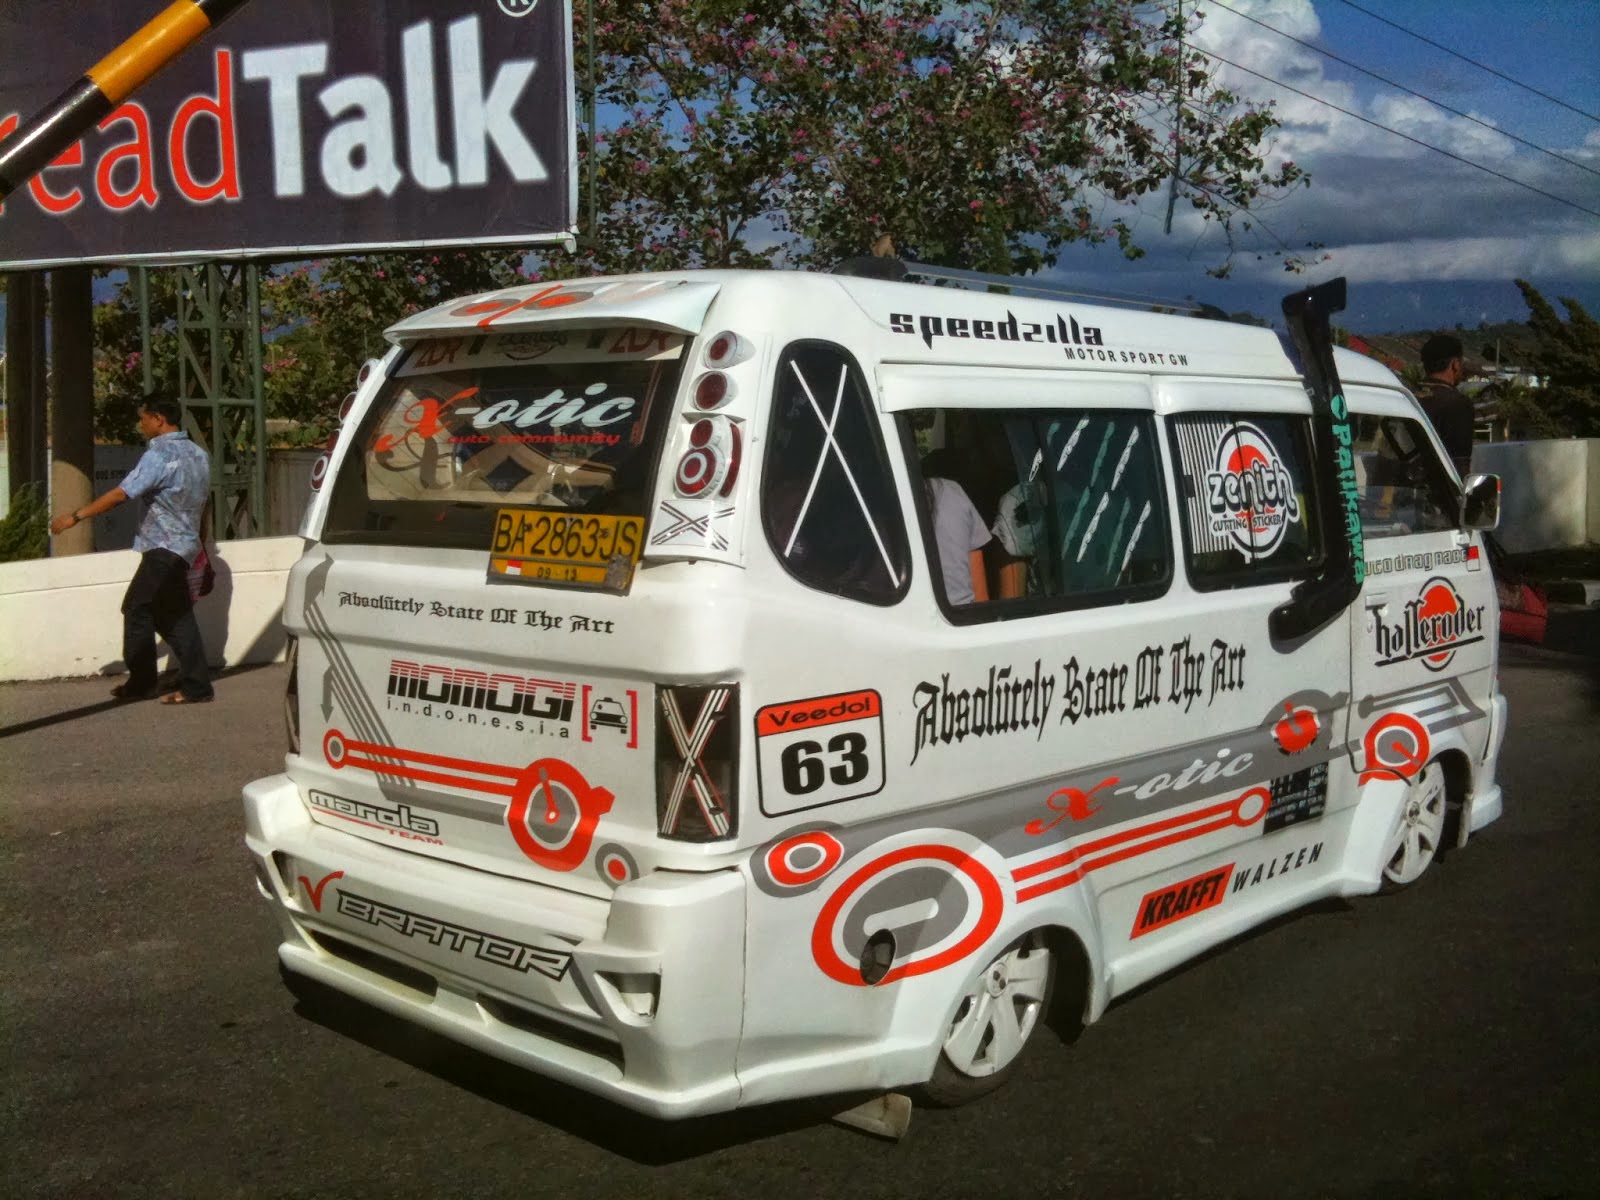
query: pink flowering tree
[{"left": 576, "top": 0, "right": 1308, "bottom": 274}]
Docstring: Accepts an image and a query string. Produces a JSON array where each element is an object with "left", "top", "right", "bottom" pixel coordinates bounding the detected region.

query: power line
[
  {"left": 1333, "top": 0, "right": 1600, "bottom": 124},
  {"left": 1191, "top": 46, "right": 1600, "bottom": 221},
  {"left": 1209, "top": 0, "right": 1600, "bottom": 180}
]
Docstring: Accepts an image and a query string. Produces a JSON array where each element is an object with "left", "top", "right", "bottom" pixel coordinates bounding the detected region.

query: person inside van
[{"left": 922, "top": 448, "right": 992, "bottom": 605}]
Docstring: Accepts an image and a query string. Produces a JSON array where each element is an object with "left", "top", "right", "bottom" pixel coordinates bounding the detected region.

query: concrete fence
[
  {"left": 0, "top": 535, "right": 304, "bottom": 682},
  {"left": 1472, "top": 439, "right": 1600, "bottom": 554}
]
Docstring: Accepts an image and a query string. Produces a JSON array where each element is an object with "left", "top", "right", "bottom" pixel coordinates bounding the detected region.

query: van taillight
[
  {"left": 284, "top": 635, "right": 301, "bottom": 755},
  {"left": 656, "top": 683, "right": 739, "bottom": 841}
]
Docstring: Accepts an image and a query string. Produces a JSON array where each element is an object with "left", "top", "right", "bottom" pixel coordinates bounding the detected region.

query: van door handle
[{"left": 1364, "top": 590, "right": 1392, "bottom": 614}]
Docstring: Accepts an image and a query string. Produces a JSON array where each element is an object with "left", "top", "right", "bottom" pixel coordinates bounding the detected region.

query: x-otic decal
[{"left": 659, "top": 688, "right": 733, "bottom": 837}]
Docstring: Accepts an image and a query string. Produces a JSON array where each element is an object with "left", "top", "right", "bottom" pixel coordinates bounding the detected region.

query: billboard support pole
[{"left": 173, "top": 260, "right": 264, "bottom": 540}]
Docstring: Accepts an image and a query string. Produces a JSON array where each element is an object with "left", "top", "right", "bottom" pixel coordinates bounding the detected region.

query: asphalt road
[{"left": 3, "top": 642, "right": 1597, "bottom": 1200}]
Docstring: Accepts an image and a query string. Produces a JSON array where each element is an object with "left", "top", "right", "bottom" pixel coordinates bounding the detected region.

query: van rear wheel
[
  {"left": 1382, "top": 760, "right": 1448, "bottom": 889},
  {"left": 919, "top": 931, "right": 1055, "bottom": 1107}
]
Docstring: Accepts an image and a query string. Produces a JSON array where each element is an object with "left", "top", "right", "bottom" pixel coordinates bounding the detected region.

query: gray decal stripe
[{"left": 303, "top": 591, "right": 411, "bottom": 787}]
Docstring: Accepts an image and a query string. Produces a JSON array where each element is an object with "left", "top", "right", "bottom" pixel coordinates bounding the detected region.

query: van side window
[
  {"left": 1169, "top": 414, "right": 1321, "bottom": 589},
  {"left": 761, "top": 342, "right": 911, "bottom": 605},
  {"left": 901, "top": 408, "right": 1171, "bottom": 619},
  {"left": 1350, "top": 414, "right": 1458, "bottom": 538}
]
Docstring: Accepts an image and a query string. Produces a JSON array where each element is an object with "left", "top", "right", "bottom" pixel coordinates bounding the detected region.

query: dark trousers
[{"left": 122, "top": 549, "right": 212, "bottom": 699}]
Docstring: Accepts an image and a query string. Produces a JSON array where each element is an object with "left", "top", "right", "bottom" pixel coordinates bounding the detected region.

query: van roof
[{"left": 384, "top": 268, "right": 1409, "bottom": 394}]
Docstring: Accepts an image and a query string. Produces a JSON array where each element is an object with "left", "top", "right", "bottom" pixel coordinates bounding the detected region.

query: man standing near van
[
  {"left": 1415, "top": 334, "right": 1476, "bottom": 476},
  {"left": 49, "top": 399, "right": 215, "bottom": 704}
]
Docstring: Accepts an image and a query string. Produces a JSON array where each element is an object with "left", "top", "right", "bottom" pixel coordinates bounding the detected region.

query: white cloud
[{"left": 1240, "top": 231, "right": 1600, "bottom": 283}]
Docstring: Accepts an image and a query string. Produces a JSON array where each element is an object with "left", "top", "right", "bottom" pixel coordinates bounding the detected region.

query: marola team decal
[
  {"left": 322, "top": 729, "right": 614, "bottom": 873},
  {"left": 1204, "top": 421, "right": 1301, "bottom": 559},
  {"left": 1372, "top": 576, "right": 1486, "bottom": 672}
]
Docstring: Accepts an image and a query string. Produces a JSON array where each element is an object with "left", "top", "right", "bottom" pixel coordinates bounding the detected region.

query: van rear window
[{"left": 324, "top": 329, "right": 685, "bottom": 549}]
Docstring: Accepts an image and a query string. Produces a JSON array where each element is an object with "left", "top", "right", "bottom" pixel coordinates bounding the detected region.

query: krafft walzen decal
[
  {"left": 1131, "top": 865, "right": 1234, "bottom": 938},
  {"left": 1372, "top": 577, "right": 1486, "bottom": 671},
  {"left": 756, "top": 690, "right": 885, "bottom": 816}
]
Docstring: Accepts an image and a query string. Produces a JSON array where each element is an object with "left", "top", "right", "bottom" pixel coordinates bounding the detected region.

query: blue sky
[{"left": 1049, "top": 0, "right": 1600, "bottom": 332}]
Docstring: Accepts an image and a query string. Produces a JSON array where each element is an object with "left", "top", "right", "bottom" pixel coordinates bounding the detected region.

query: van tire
[
  {"left": 1381, "top": 759, "right": 1449, "bottom": 890},
  {"left": 918, "top": 930, "right": 1056, "bottom": 1107}
]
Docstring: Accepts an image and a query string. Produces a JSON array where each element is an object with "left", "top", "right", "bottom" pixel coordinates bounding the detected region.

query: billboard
[{"left": 0, "top": 0, "right": 575, "bottom": 269}]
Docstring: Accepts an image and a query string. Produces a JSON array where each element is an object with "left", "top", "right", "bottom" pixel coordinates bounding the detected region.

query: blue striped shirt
[{"left": 119, "top": 432, "right": 211, "bottom": 564}]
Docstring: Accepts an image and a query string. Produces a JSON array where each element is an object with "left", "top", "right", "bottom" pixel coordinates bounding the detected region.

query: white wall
[
  {"left": 0, "top": 535, "right": 304, "bottom": 682},
  {"left": 1472, "top": 439, "right": 1600, "bottom": 554}
]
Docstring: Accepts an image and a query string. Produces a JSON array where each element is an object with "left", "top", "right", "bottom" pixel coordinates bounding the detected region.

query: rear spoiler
[{"left": 1273, "top": 278, "right": 1365, "bottom": 644}]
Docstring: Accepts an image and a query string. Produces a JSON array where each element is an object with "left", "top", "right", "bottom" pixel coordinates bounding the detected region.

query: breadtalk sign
[{"left": 0, "top": 0, "right": 575, "bottom": 269}]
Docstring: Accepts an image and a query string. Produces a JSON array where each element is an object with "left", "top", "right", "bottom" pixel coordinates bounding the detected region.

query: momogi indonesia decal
[
  {"left": 756, "top": 690, "right": 886, "bottom": 816},
  {"left": 334, "top": 888, "right": 574, "bottom": 981},
  {"left": 386, "top": 658, "right": 639, "bottom": 745},
  {"left": 1204, "top": 422, "right": 1301, "bottom": 559},
  {"left": 1372, "top": 577, "right": 1486, "bottom": 671}
]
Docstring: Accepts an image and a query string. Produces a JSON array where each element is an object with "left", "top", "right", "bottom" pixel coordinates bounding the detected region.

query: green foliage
[
  {"left": 579, "top": 0, "right": 1310, "bottom": 276},
  {"left": 0, "top": 484, "right": 50, "bottom": 564},
  {"left": 1514, "top": 280, "right": 1600, "bottom": 438}
]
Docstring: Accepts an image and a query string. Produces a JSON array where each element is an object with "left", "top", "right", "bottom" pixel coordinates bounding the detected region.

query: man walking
[
  {"left": 1415, "top": 334, "right": 1476, "bottom": 477},
  {"left": 50, "top": 399, "right": 215, "bottom": 704}
]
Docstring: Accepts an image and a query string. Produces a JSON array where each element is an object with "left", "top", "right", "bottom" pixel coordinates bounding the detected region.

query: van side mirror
[{"left": 1461, "top": 473, "right": 1500, "bottom": 531}]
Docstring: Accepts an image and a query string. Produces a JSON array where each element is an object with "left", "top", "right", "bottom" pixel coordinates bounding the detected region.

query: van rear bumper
[{"left": 243, "top": 774, "right": 746, "bottom": 1119}]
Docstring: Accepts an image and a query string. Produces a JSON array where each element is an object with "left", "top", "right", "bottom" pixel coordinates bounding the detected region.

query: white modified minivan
[{"left": 244, "top": 266, "right": 1507, "bottom": 1117}]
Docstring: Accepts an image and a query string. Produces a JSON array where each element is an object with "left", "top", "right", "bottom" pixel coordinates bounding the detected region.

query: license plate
[{"left": 488, "top": 508, "right": 645, "bottom": 591}]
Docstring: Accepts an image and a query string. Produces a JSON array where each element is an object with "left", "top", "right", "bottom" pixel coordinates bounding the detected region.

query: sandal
[
  {"left": 160, "top": 692, "right": 215, "bottom": 705},
  {"left": 111, "top": 683, "right": 159, "bottom": 702}
]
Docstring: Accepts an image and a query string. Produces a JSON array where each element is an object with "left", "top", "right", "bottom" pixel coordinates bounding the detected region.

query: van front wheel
[{"left": 920, "top": 931, "right": 1055, "bottom": 1107}]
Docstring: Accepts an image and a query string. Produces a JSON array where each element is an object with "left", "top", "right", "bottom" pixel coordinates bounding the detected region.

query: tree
[
  {"left": 581, "top": 0, "right": 1309, "bottom": 275},
  {"left": 1515, "top": 279, "right": 1600, "bottom": 438}
]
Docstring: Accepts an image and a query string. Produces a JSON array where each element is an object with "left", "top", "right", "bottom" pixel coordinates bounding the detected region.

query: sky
[{"left": 1046, "top": 0, "right": 1600, "bottom": 334}]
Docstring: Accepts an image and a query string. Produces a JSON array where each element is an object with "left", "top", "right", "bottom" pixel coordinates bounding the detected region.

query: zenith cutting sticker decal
[{"left": 1204, "top": 421, "right": 1301, "bottom": 559}]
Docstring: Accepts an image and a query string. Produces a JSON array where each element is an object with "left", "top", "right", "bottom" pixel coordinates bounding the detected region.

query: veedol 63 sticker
[
  {"left": 756, "top": 689, "right": 885, "bottom": 816},
  {"left": 1205, "top": 421, "right": 1301, "bottom": 559},
  {"left": 811, "top": 839, "right": 1004, "bottom": 987}
]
